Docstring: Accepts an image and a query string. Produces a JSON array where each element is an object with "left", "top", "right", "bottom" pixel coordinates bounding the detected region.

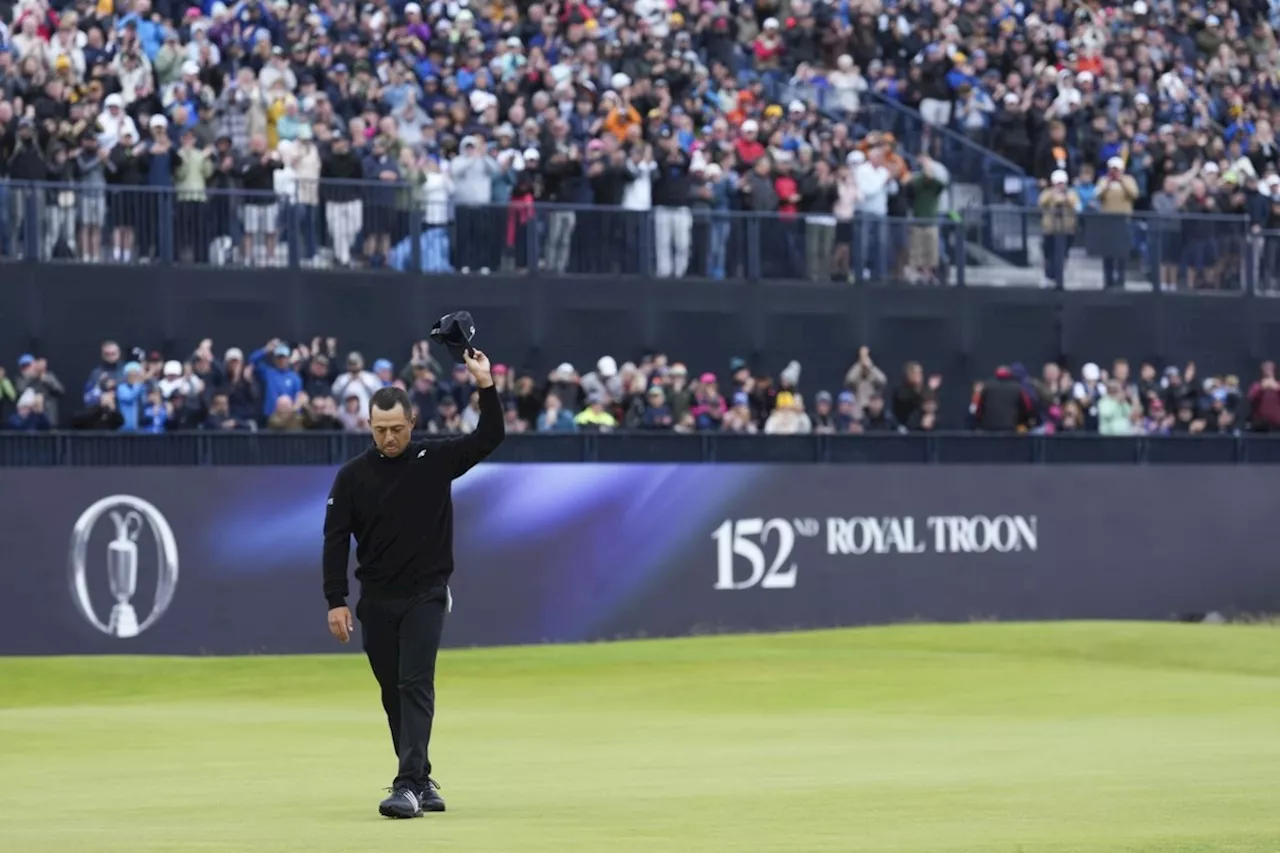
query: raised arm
[{"left": 436, "top": 349, "right": 505, "bottom": 478}]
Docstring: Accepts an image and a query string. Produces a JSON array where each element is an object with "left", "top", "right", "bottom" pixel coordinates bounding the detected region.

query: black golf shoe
[
  {"left": 420, "top": 778, "right": 446, "bottom": 813},
  {"left": 378, "top": 787, "right": 423, "bottom": 819}
]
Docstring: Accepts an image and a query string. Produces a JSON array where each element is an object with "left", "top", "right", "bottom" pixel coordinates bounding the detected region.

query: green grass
[{"left": 2, "top": 622, "right": 1279, "bottom": 853}]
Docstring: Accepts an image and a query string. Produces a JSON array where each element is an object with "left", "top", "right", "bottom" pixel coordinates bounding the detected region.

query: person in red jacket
[{"left": 1247, "top": 361, "right": 1280, "bottom": 431}]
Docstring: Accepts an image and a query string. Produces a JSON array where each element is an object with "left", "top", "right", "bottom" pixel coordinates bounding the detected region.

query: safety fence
[
  {"left": 2, "top": 180, "right": 1275, "bottom": 292},
  {"left": 4, "top": 431, "right": 1280, "bottom": 466}
]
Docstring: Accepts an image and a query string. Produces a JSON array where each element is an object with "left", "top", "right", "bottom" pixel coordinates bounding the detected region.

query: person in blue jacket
[
  {"left": 248, "top": 340, "right": 303, "bottom": 420},
  {"left": 116, "top": 361, "right": 148, "bottom": 431}
]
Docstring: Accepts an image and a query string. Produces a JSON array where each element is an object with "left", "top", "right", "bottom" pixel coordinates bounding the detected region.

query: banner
[{"left": 1, "top": 465, "right": 1276, "bottom": 655}]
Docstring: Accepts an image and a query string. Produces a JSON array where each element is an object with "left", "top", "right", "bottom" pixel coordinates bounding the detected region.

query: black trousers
[{"left": 357, "top": 591, "right": 447, "bottom": 790}]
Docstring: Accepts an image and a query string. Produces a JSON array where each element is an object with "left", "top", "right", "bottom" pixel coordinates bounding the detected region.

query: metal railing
[
  {"left": 859, "top": 90, "right": 1029, "bottom": 205},
  {"left": 2, "top": 179, "right": 1274, "bottom": 292},
  {"left": 2, "top": 431, "right": 1280, "bottom": 466}
]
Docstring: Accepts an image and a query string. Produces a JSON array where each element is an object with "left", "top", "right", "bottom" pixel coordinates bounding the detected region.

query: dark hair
[{"left": 369, "top": 386, "right": 412, "bottom": 418}]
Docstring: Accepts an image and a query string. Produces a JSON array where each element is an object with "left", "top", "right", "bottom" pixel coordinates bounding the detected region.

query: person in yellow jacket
[
  {"left": 1094, "top": 156, "right": 1140, "bottom": 288},
  {"left": 1038, "top": 170, "right": 1079, "bottom": 287},
  {"left": 574, "top": 394, "right": 618, "bottom": 431}
]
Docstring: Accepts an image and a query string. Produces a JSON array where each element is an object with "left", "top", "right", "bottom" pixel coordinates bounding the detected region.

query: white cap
[
  {"left": 506, "top": 35, "right": 522, "bottom": 48},
  {"left": 741, "top": 119, "right": 759, "bottom": 135},
  {"left": 788, "top": 100, "right": 805, "bottom": 113},
  {"left": 763, "top": 16, "right": 779, "bottom": 29},
  {"left": 1203, "top": 161, "right": 1220, "bottom": 173},
  {"left": 1132, "top": 0, "right": 1148, "bottom": 13},
  {"left": 1206, "top": 14, "right": 1220, "bottom": 25},
  {"left": 522, "top": 147, "right": 540, "bottom": 161},
  {"left": 597, "top": 356, "right": 618, "bottom": 378},
  {"left": 163, "top": 360, "right": 183, "bottom": 377},
  {"left": 105, "top": 93, "right": 124, "bottom": 108},
  {"left": 1051, "top": 169, "right": 1068, "bottom": 184},
  {"left": 224, "top": 347, "right": 244, "bottom": 362},
  {"left": 149, "top": 114, "right": 168, "bottom": 128},
  {"left": 1077, "top": 71, "right": 1094, "bottom": 82},
  {"left": 1003, "top": 92, "right": 1018, "bottom": 105},
  {"left": 847, "top": 150, "right": 866, "bottom": 166},
  {"left": 1082, "top": 363, "right": 1101, "bottom": 383},
  {"left": 611, "top": 72, "right": 631, "bottom": 90},
  {"left": 181, "top": 60, "right": 200, "bottom": 76},
  {"left": 705, "top": 163, "right": 722, "bottom": 179},
  {"left": 1134, "top": 92, "right": 1150, "bottom": 105},
  {"left": 1107, "top": 156, "right": 1125, "bottom": 171},
  {"left": 404, "top": 1, "right": 421, "bottom": 13},
  {"left": 555, "top": 362, "right": 575, "bottom": 376}
]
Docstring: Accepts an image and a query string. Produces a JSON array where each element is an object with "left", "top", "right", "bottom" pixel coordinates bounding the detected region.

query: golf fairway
[{"left": 1, "top": 622, "right": 1278, "bottom": 853}]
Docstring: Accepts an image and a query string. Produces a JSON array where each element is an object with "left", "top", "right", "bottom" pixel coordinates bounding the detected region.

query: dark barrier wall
[
  {"left": 9, "top": 266, "right": 1280, "bottom": 424},
  {"left": 1, "top": 464, "right": 1276, "bottom": 656}
]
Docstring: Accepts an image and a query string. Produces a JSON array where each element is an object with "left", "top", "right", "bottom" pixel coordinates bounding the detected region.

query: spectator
[
  {"left": 892, "top": 361, "right": 939, "bottom": 426},
  {"left": 1247, "top": 361, "right": 1280, "bottom": 431},
  {"left": 115, "top": 361, "right": 147, "bottom": 431},
  {"left": 574, "top": 393, "right": 618, "bottom": 432},
  {"left": 1095, "top": 158, "right": 1141, "bottom": 289},
  {"left": 83, "top": 340, "right": 125, "bottom": 406},
  {"left": 321, "top": 133, "right": 364, "bottom": 268},
  {"left": 537, "top": 394, "right": 576, "bottom": 433},
  {"left": 975, "top": 366, "right": 1034, "bottom": 432},
  {"left": 460, "top": 391, "right": 483, "bottom": 434},
  {"left": 302, "top": 395, "right": 343, "bottom": 431},
  {"left": 14, "top": 355, "right": 64, "bottom": 426},
  {"left": 266, "top": 395, "right": 303, "bottom": 431},
  {"left": 503, "top": 401, "right": 528, "bottom": 434},
  {"left": 1039, "top": 171, "right": 1079, "bottom": 286},
  {"left": 70, "top": 385, "right": 126, "bottom": 431},
  {"left": 203, "top": 392, "right": 251, "bottom": 431},
  {"left": 691, "top": 372, "right": 727, "bottom": 431},
  {"left": 843, "top": 347, "right": 885, "bottom": 416},
  {"left": 810, "top": 391, "right": 837, "bottom": 434},
  {"left": 248, "top": 340, "right": 302, "bottom": 420},
  {"left": 905, "top": 154, "right": 948, "bottom": 284},
  {"left": 722, "top": 391, "right": 758, "bottom": 434},
  {"left": 431, "top": 396, "right": 465, "bottom": 434},
  {"left": 0, "top": 365, "right": 15, "bottom": 423},
  {"left": 1097, "top": 380, "right": 1137, "bottom": 436},
  {"left": 6, "top": 388, "right": 50, "bottom": 431},
  {"left": 640, "top": 386, "right": 673, "bottom": 430},
  {"left": 337, "top": 393, "right": 370, "bottom": 433},
  {"left": 861, "top": 394, "right": 899, "bottom": 432}
]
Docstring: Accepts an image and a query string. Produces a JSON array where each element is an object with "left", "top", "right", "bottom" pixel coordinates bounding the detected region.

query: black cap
[{"left": 429, "top": 310, "right": 476, "bottom": 362}]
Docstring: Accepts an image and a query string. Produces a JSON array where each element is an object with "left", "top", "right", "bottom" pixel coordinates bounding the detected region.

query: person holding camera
[{"left": 7, "top": 388, "right": 51, "bottom": 431}]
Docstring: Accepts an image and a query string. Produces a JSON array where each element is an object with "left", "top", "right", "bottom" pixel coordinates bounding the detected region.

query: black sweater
[{"left": 322, "top": 384, "right": 505, "bottom": 609}]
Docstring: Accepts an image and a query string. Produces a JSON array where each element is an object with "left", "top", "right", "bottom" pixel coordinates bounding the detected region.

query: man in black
[{"left": 322, "top": 349, "right": 504, "bottom": 819}]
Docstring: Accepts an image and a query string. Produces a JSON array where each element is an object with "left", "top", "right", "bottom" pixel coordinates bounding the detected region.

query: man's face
[
  {"left": 370, "top": 403, "right": 413, "bottom": 456},
  {"left": 102, "top": 344, "right": 120, "bottom": 364},
  {"left": 211, "top": 395, "right": 229, "bottom": 415}
]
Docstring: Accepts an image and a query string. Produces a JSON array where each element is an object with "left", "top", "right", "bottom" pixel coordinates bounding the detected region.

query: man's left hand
[{"left": 464, "top": 349, "right": 493, "bottom": 388}]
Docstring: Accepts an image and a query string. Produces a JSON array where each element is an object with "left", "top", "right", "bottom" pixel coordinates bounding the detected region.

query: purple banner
[{"left": 0, "top": 465, "right": 1276, "bottom": 655}]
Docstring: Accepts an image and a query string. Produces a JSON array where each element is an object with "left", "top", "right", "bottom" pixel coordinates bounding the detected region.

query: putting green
[{"left": 1, "top": 622, "right": 1278, "bottom": 852}]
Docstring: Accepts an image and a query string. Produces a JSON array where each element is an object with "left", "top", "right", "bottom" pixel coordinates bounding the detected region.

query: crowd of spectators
[
  {"left": 4, "top": 339, "right": 1280, "bottom": 438},
  {"left": 3, "top": 0, "right": 1280, "bottom": 285},
  {"left": 0, "top": 0, "right": 963, "bottom": 279}
]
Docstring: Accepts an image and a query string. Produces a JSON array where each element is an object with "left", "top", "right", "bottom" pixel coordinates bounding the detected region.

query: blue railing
[
  {"left": 1, "top": 179, "right": 1274, "bottom": 292},
  {"left": 2, "top": 432, "right": 1280, "bottom": 466}
]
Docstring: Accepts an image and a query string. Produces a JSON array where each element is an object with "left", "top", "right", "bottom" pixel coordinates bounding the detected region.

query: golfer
[{"left": 322, "top": 349, "right": 504, "bottom": 819}]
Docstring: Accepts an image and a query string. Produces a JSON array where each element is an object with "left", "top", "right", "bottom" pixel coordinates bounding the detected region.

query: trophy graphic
[
  {"left": 105, "top": 510, "right": 143, "bottom": 638},
  {"left": 69, "top": 495, "right": 180, "bottom": 639}
]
